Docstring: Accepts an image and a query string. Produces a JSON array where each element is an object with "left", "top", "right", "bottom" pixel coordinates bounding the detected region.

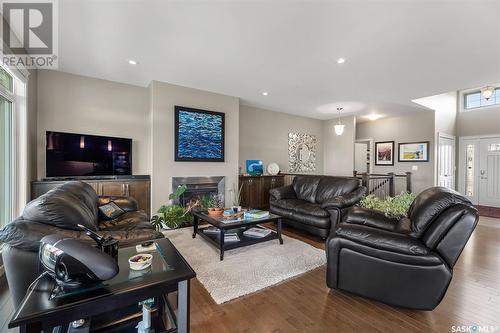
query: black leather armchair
[
  {"left": 326, "top": 187, "right": 479, "bottom": 310},
  {"left": 270, "top": 176, "right": 366, "bottom": 239},
  {"left": 0, "top": 181, "right": 164, "bottom": 308}
]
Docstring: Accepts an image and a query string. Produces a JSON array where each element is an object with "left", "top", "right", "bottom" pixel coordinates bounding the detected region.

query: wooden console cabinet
[
  {"left": 239, "top": 175, "right": 284, "bottom": 210},
  {"left": 31, "top": 176, "right": 151, "bottom": 216}
]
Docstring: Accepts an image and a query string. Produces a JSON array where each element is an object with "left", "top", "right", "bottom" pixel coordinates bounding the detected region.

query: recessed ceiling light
[
  {"left": 366, "top": 113, "right": 383, "bottom": 121},
  {"left": 262, "top": 92, "right": 269, "bottom": 96},
  {"left": 128, "top": 59, "right": 137, "bottom": 65},
  {"left": 337, "top": 58, "right": 345, "bottom": 64}
]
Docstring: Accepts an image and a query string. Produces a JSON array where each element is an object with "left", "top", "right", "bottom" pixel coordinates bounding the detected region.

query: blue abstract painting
[
  {"left": 175, "top": 106, "right": 225, "bottom": 161},
  {"left": 246, "top": 160, "right": 263, "bottom": 176}
]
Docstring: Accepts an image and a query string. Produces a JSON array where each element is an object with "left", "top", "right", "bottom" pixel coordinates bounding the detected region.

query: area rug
[{"left": 163, "top": 228, "right": 326, "bottom": 304}]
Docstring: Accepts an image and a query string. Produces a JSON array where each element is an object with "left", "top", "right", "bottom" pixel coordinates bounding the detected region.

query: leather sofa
[
  {"left": 0, "top": 181, "right": 163, "bottom": 308},
  {"left": 269, "top": 175, "right": 366, "bottom": 239},
  {"left": 326, "top": 187, "right": 479, "bottom": 310}
]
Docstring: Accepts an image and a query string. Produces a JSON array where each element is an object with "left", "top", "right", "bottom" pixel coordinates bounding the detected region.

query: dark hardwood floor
[{"left": 1, "top": 217, "right": 499, "bottom": 333}]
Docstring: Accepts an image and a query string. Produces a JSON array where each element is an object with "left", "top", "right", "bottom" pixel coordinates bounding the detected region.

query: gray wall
[
  {"left": 356, "top": 111, "right": 435, "bottom": 193},
  {"left": 150, "top": 81, "right": 240, "bottom": 211},
  {"left": 36, "top": 70, "right": 150, "bottom": 178},
  {"left": 457, "top": 105, "right": 500, "bottom": 136},
  {"left": 323, "top": 115, "right": 356, "bottom": 176},
  {"left": 239, "top": 105, "right": 324, "bottom": 174}
]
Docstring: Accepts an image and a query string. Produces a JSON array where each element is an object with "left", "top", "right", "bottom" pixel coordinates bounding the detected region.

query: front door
[
  {"left": 438, "top": 134, "right": 456, "bottom": 189},
  {"left": 479, "top": 138, "right": 500, "bottom": 208}
]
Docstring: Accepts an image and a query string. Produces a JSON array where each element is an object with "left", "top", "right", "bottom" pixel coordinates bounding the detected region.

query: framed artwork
[
  {"left": 375, "top": 141, "right": 394, "bottom": 166},
  {"left": 174, "top": 106, "right": 225, "bottom": 162},
  {"left": 246, "top": 160, "right": 263, "bottom": 176},
  {"left": 398, "top": 141, "right": 429, "bottom": 162},
  {"left": 288, "top": 133, "right": 317, "bottom": 172}
]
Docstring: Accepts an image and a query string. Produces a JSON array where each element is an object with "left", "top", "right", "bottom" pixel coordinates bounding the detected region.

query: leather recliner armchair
[
  {"left": 326, "top": 187, "right": 479, "bottom": 310},
  {"left": 270, "top": 175, "right": 366, "bottom": 239},
  {"left": 0, "top": 181, "right": 164, "bottom": 308}
]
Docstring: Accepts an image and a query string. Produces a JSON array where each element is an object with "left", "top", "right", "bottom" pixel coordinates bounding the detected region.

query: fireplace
[{"left": 171, "top": 176, "right": 225, "bottom": 206}]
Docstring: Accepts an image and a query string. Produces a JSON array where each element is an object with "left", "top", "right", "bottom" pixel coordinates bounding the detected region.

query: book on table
[
  {"left": 243, "top": 227, "right": 272, "bottom": 238},
  {"left": 244, "top": 209, "right": 270, "bottom": 219},
  {"left": 224, "top": 232, "right": 240, "bottom": 242}
]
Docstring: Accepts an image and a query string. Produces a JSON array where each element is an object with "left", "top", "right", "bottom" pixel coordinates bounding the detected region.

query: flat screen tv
[{"left": 46, "top": 131, "right": 132, "bottom": 177}]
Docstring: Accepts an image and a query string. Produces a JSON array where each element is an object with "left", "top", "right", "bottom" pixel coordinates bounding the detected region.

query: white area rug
[{"left": 163, "top": 228, "right": 326, "bottom": 304}]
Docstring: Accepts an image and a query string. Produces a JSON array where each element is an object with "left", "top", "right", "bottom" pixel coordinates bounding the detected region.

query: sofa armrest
[
  {"left": 343, "top": 206, "right": 399, "bottom": 232},
  {"left": 334, "top": 223, "right": 429, "bottom": 256},
  {"left": 321, "top": 186, "right": 366, "bottom": 210},
  {"left": 98, "top": 196, "right": 139, "bottom": 212},
  {"left": 269, "top": 185, "right": 296, "bottom": 201}
]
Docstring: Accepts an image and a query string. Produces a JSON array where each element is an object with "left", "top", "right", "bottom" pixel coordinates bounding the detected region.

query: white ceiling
[{"left": 58, "top": 0, "right": 500, "bottom": 120}]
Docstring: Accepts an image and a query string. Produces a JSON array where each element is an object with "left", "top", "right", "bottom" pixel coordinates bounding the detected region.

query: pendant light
[{"left": 334, "top": 107, "right": 345, "bottom": 136}]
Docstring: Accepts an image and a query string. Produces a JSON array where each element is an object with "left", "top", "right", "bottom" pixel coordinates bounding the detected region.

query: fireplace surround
[{"left": 171, "top": 176, "right": 225, "bottom": 206}]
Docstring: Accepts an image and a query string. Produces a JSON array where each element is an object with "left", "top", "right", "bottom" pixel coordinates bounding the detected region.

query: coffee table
[
  {"left": 191, "top": 210, "right": 283, "bottom": 260},
  {"left": 9, "top": 238, "right": 196, "bottom": 333}
]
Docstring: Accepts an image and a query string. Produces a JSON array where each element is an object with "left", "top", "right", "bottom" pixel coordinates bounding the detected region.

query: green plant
[
  {"left": 231, "top": 183, "right": 244, "bottom": 207},
  {"left": 150, "top": 185, "right": 193, "bottom": 230},
  {"left": 199, "top": 193, "right": 224, "bottom": 209},
  {"left": 360, "top": 192, "right": 416, "bottom": 218},
  {"left": 151, "top": 204, "right": 193, "bottom": 230},
  {"left": 169, "top": 184, "right": 187, "bottom": 201}
]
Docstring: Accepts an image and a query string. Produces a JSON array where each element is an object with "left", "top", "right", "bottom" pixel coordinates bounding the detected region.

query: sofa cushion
[
  {"left": 99, "top": 211, "right": 152, "bottom": 231},
  {"left": 22, "top": 181, "right": 99, "bottom": 231},
  {"left": 270, "top": 203, "right": 330, "bottom": 229},
  {"left": 271, "top": 199, "right": 328, "bottom": 218},
  {"left": 293, "top": 176, "right": 321, "bottom": 203},
  {"left": 315, "top": 177, "right": 360, "bottom": 203}
]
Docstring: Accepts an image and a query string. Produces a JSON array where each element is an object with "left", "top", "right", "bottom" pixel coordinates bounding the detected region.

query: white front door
[
  {"left": 438, "top": 134, "right": 456, "bottom": 190},
  {"left": 479, "top": 138, "right": 500, "bottom": 208}
]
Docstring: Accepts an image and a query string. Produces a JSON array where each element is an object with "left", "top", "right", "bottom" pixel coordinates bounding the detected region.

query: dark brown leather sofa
[
  {"left": 327, "top": 187, "right": 479, "bottom": 310},
  {"left": 269, "top": 175, "right": 366, "bottom": 239},
  {"left": 0, "top": 181, "right": 163, "bottom": 307}
]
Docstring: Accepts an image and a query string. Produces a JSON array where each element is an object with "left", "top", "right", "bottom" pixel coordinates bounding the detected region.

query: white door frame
[
  {"left": 458, "top": 134, "right": 500, "bottom": 205},
  {"left": 355, "top": 138, "right": 374, "bottom": 174},
  {"left": 436, "top": 132, "right": 456, "bottom": 189}
]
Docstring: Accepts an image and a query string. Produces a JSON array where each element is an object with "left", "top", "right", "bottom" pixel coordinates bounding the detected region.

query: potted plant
[
  {"left": 150, "top": 185, "right": 193, "bottom": 230},
  {"left": 206, "top": 194, "right": 224, "bottom": 216}
]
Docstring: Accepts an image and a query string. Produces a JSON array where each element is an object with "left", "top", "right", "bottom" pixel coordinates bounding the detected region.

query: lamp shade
[{"left": 334, "top": 124, "right": 345, "bottom": 136}]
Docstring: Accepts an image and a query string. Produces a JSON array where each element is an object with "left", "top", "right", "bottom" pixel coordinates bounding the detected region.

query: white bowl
[{"left": 128, "top": 253, "right": 153, "bottom": 270}]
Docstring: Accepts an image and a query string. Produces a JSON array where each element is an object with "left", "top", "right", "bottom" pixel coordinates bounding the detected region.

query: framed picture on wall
[
  {"left": 398, "top": 141, "right": 429, "bottom": 162},
  {"left": 174, "top": 106, "right": 225, "bottom": 162},
  {"left": 375, "top": 141, "right": 394, "bottom": 166}
]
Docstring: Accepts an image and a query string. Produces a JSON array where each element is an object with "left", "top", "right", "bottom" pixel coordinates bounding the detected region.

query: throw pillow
[{"left": 98, "top": 201, "right": 125, "bottom": 220}]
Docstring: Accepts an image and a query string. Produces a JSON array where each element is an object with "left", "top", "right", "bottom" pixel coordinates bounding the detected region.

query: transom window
[{"left": 464, "top": 88, "right": 500, "bottom": 110}]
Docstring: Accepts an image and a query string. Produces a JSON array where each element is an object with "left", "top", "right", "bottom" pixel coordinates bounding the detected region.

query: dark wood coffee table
[{"left": 191, "top": 210, "right": 283, "bottom": 260}]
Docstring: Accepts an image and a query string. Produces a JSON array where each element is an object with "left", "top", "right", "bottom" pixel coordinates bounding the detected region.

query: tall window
[{"left": 0, "top": 67, "right": 14, "bottom": 228}]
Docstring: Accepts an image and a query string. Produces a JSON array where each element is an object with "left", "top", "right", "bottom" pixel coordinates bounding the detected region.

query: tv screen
[{"left": 46, "top": 131, "right": 132, "bottom": 177}]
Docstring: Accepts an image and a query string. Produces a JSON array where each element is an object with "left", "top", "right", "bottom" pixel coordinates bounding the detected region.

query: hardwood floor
[
  {"left": 1, "top": 217, "right": 499, "bottom": 333},
  {"left": 189, "top": 218, "right": 500, "bottom": 333}
]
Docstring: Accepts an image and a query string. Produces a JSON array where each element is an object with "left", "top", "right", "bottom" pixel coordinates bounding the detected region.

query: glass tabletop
[{"left": 50, "top": 241, "right": 173, "bottom": 299}]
